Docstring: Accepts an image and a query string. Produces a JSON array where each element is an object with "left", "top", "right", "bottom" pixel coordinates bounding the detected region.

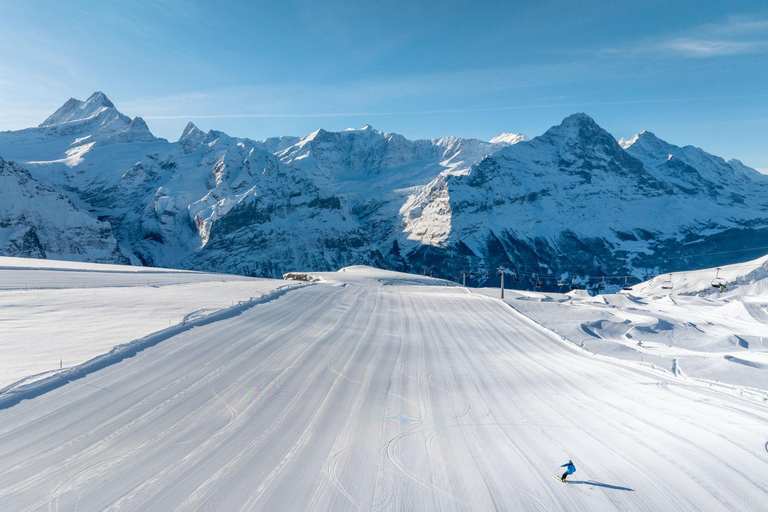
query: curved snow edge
[{"left": 0, "top": 283, "right": 307, "bottom": 410}]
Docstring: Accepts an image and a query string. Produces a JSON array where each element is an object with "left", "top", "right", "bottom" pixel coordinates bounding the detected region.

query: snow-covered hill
[
  {"left": 1, "top": 92, "right": 767, "bottom": 283},
  {"left": 633, "top": 252, "right": 768, "bottom": 297}
]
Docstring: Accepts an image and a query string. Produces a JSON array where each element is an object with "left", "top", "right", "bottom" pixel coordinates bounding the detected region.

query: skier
[{"left": 559, "top": 460, "right": 576, "bottom": 481}]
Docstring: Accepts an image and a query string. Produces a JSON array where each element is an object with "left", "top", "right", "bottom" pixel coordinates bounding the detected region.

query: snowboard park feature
[
  {"left": 0, "top": 265, "right": 766, "bottom": 511},
  {"left": 472, "top": 252, "right": 768, "bottom": 391}
]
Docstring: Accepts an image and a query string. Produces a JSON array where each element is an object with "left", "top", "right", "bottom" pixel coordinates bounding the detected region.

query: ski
[{"left": 552, "top": 475, "right": 568, "bottom": 485}]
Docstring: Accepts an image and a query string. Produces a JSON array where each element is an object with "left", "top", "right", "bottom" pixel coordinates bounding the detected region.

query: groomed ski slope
[{"left": 0, "top": 267, "right": 767, "bottom": 511}]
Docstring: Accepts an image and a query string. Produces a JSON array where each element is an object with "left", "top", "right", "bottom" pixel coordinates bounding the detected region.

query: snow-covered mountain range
[{"left": 1, "top": 92, "right": 767, "bottom": 284}]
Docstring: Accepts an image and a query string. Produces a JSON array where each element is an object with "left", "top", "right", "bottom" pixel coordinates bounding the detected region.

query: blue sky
[{"left": 2, "top": 0, "right": 767, "bottom": 169}]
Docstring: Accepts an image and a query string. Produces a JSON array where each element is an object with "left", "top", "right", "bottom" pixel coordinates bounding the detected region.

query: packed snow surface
[
  {"left": 0, "top": 266, "right": 766, "bottom": 511},
  {"left": 473, "top": 254, "right": 768, "bottom": 390},
  {"left": 0, "top": 257, "right": 295, "bottom": 391}
]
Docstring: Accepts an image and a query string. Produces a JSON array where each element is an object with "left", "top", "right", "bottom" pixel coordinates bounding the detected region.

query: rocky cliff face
[
  {"left": 0, "top": 157, "right": 127, "bottom": 263},
  {"left": 1, "top": 93, "right": 767, "bottom": 288},
  {"left": 399, "top": 114, "right": 768, "bottom": 288}
]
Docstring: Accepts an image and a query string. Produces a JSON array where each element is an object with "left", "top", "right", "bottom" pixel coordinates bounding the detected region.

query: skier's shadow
[{"left": 568, "top": 480, "right": 634, "bottom": 491}]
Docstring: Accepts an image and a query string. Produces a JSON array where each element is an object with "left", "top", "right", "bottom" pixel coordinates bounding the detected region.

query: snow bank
[
  {"left": 0, "top": 257, "right": 298, "bottom": 392},
  {"left": 0, "top": 255, "right": 185, "bottom": 272},
  {"left": 305, "top": 265, "right": 458, "bottom": 287}
]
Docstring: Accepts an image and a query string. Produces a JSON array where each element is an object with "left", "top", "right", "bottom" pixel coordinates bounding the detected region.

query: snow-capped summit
[
  {"left": 511, "top": 112, "right": 647, "bottom": 180},
  {"left": 0, "top": 93, "right": 155, "bottom": 169},
  {"left": 489, "top": 132, "right": 529, "bottom": 145},
  {"left": 39, "top": 92, "right": 124, "bottom": 128},
  {"left": 107, "top": 116, "right": 160, "bottom": 144},
  {"left": 543, "top": 112, "right": 607, "bottom": 141},
  {"left": 178, "top": 122, "right": 207, "bottom": 153},
  {"left": 620, "top": 129, "right": 667, "bottom": 151},
  {"left": 1, "top": 91, "right": 139, "bottom": 149},
  {"left": 618, "top": 130, "right": 645, "bottom": 149},
  {"left": 621, "top": 129, "right": 760, "bottom": 192},
  {"left": 526, "top": 112, "right": 629, "bottom": 161}
]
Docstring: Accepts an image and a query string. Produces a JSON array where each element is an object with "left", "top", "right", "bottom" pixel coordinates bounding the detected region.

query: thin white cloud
[
  {"left": 660, "top": 38, "right": 768, "bottom": 57},
  {"left": 701, "top": 16, "right": 768, "bottom": 36},
  {"left": 614, "top": 15, "right": 768, "bottom": 59}
]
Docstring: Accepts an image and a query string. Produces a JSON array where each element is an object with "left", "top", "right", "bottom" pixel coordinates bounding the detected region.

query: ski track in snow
[{"left": 0, "top": 276, "right": 767, "bottom": 511}]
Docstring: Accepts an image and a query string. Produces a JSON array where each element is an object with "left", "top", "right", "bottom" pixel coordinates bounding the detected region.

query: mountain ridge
[{"left": 1, "top": 92, "right": 766, "bottom": 287}]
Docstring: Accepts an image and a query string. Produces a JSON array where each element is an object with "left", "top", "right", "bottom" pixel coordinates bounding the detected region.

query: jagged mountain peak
[
  {"left": 538, "top": 113, "right": 612, "bottom": 144},
  {"left": 560, "top": 112, "right": 599, "bottom": 127},
  {"left": 289, "top": 125, "right": 387, "bottom": 155},
  {"left": 128, "top": 116, "right": 148, "bottom": 130},
  {"left": 204, "top": 129, "right": 235, "bottom": 145},
  {"left": 40, "top": 91, "right": 120, "bottom": 128},
  {"left": 107, "top": 116, "right": 160, "bottom": 144},
  {"left": 85, "top": 91, "right": 115, "bottom": 108},
  {"left": 181, "top": 121, "right": 201, "bottom": 137},
  {"left": 39, "top": 98, "right": 80, "bottom": 127},
  {"left": 303, "top": 128, "right": 327, "bottom": 142},
  {"left": 550, "top": 112, "right": 604, "bottom": 132},
  {"left": 340, "top": 124, "right": 379, "bottom": 133},
  {"left": 489, "top": 132, "right": 529, "bottom": 144},
  {"left": 527, "top": 113, "right": 627, "bottom": 157},
  {"left": 623, "top": 130, "right": 695, "bottom": 162},
  {"left": 619, "top": 133, "right": 640, "bottom": 149},
  {"left": 619, "top": 129, "right": 665, "bottom": 150},
  {"left": 465, "top": 111, "right": 650, "bottom": 193},
  {"left": 179, "top": 121, "right": 206, "bottom": 146}
]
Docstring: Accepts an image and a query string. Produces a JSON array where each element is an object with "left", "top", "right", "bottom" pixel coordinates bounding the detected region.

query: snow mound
[{"left": 303, "top": 265, "right": 458, "bottom": 287}]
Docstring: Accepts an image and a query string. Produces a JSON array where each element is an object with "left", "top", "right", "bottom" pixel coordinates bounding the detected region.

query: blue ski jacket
[{"left": 561, "top": 462, "right": 576, "bottom": 474}]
